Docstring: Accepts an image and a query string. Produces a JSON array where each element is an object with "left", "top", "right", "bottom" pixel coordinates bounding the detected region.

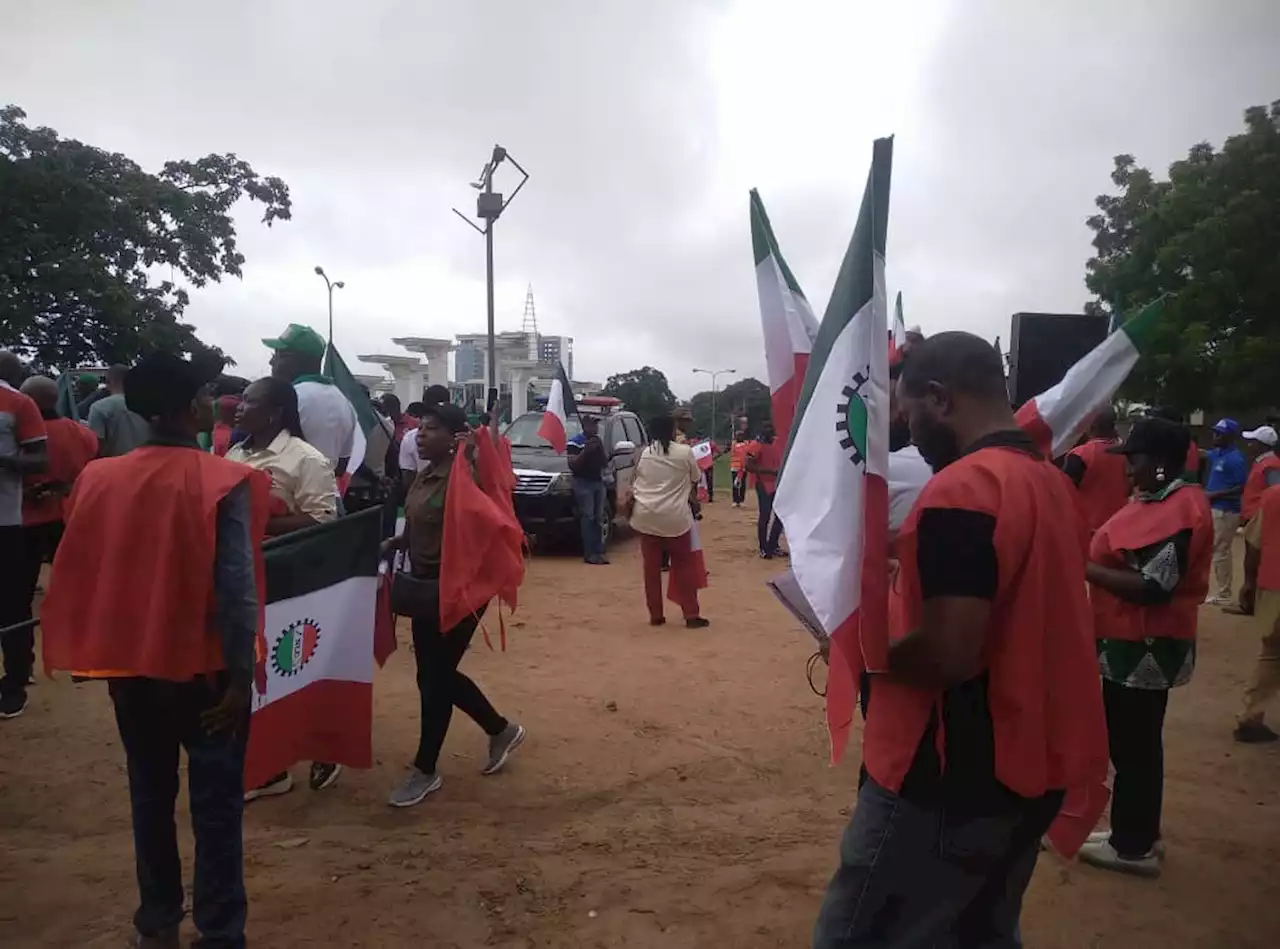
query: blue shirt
[{"left": 1205, "top": 446, "right": 1247, "bottom": 513}]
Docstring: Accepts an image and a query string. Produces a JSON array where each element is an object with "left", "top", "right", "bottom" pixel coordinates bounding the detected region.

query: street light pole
[
  {"left": 452, "top": 145, "right": 530, "bottom": 417},
  {"left": 314, "top": 266, "right": 345, "bottom": 345},
  {"left": 692, "top": 367, "right": 736, "bottom": 444}
]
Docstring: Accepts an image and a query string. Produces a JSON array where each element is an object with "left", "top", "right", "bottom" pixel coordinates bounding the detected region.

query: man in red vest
[
  {"left": 813, "top": 333, "right": 1107, "bottom": 948},
  {"left": 1241, "top": 425, "right": 1280, "bottom": 523},
  {"left": 41, "top": 354, "right": 268, "bottom": 949},
  {"left": 1063, "top": 406, "right": 1132, "bottom": 534},
  {"left": 1236, "top": 484, "right": 1280, "bottom": 743}
]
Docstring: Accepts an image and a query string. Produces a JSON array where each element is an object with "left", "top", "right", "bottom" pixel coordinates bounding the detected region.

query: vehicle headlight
[{"left": 550, "top": 473, "right": 574, "bottom": 493}]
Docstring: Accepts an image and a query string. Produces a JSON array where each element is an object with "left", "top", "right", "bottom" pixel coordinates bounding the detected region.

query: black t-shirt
[{"left": 570, "top": 435, "right": 607, "bottom": 482}]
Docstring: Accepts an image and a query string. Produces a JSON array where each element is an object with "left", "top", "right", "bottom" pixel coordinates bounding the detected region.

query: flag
[
  {"left": 537, "top": 361, "right": 576, "bottom": 453},
  {"left": 244, "top": 508, "right": 382, "bottom": 789},
  {"left": 771, "top": 137, "right": 894, "bottom": 764},
  {"left": 889, "top": 291, "right": 907, "bottom": 360},
  {"left": 323, "top": 342, "right": 394, "bottom": 478},
  {"left": 1014, "top": 298, "right": 1164, "bottom": 458},
  {"left": 55, "top": 373, "right": 81, "bottom": 422},
  {"left": 439, "top": 454, "right": 526, "bottom": 633},
  {"left": 691, "top": 439, "right": 715, "bottom": 472},
  {"left": 750, "top": 189, "right": 820, "bottom": 447}
]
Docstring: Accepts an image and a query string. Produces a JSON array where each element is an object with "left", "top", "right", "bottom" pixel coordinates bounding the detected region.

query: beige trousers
[
  {"left": 1240, "top": 590, "right": 1280, "bottom": 726},
  {"left": 1210, "top": 509, "right": 1240, "bottom": 601}
]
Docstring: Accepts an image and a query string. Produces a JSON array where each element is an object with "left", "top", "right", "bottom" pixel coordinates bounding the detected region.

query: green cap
[{"left": 262, "top": 323, "right": 326, "bottom": 359}]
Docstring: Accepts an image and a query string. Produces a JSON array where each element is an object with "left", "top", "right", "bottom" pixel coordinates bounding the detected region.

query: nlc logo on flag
[{"left": 837, "top": 368, "right": 872, "bottom": 468}]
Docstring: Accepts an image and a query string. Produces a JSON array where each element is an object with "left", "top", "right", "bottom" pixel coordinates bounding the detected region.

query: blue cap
[{"left": 1212, "top": 418, "right": 1240, "bottom": 435}]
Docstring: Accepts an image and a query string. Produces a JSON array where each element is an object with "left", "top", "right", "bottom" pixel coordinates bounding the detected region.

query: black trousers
[
  {"left": 1103, "top": 678, "right": 1169, "bottom": 858},
  {"left": 704, "top": 468, "right": 715, "bottom": 501},
  {"left": 110, "top": 676, "right": 248, "bottom": 948},
  {"left": 756, "top": 484, "right": 784, "bottom": 554},
  {"left": 0, "top": 523, "right": 48, "bottom": 703},
  {"left": 411, "top": 607, "right": 507, "bottom": 774},
  {"left": 731, "top": 470, "right": 747, "bottom": 505}
]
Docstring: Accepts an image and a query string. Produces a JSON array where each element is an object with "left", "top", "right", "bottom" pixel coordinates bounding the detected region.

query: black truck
[{"left": 504, "top": 410, "right": 647, "bottom": 551}]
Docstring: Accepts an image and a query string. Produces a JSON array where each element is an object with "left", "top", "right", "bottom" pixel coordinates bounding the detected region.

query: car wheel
[{"left": 600, "top": 498, "right": 614, "bottom": 550}]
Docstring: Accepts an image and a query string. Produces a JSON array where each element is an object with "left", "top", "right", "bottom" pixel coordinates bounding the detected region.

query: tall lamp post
[
  {"left": 692, "top": 367, "right": 736, "bottom": 443},
  {"left": 452, "top": 145, "right": 530, "bottom": 415},
  {"left": 314, "top": 266, "right": 345, "bottom": 345}
]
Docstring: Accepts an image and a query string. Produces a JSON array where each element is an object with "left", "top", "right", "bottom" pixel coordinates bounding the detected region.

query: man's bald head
[
  {"left": 0, "top": 350, "right": 23, "bottom": 386},
  {"left": 20, "top": 375, "right": 59, "bottom": 415}
]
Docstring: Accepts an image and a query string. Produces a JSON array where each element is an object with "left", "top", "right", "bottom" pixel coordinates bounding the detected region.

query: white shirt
[
  {"left": 294, "top": 381, "right": 358, "bottom": 469},
  {"left": 888, "top": 444, "right": 933, "bottom": 534},
  {"left": 630, "top": 441, "right": 701, "bottom": 538},
  {"left": 398, "top": 423, "right": 428, "bottom": 472}
]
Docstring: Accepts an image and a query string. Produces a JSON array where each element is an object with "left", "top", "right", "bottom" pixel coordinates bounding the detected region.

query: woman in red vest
[
  {"left": 40, "top": 354, "right": 269, "bottom": 949},
  {"left": 1078, "top": 418, "right": 1212, "bottom": 878},
  {"left": 814, "top": 333, "right": 1108, "bottom": 948}
]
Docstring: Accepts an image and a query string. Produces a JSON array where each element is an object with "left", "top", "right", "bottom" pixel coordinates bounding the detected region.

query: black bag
[{"left": 389, "top": 571, "right": 439, "bottom": 618}]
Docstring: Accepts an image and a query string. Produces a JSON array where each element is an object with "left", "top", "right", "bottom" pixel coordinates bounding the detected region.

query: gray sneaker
[
  {"left": 388, "top": 768, "right": 442, "bottom": 808},
  {"left": 482, "top": 723, "right": 526, "bottom": 775}
]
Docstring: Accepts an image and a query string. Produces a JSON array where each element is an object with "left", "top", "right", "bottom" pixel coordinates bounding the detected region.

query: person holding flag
[
  {"left": 568, "top": 413, "right": 609, "bottom": 565},
  {"left": 382, "top": 402, "right": 525, "bottom": 808},
  {"left": 745, "top": 420, "right": 785, "bottom": 558},
  {"left": 262, "top": 324, "right": 360, "bottom": 490},
  {"left": 813, "top": 332, "right": 1109, "bottom": 947},
  {"left": 40, "top": 353, "right": 270, "bottom": 949},
  {"left": 623, "top": 414, "right": 708, "bottom": 628},
  {"left": 227, "top": 376, "right": 345, "bottom": 800}
]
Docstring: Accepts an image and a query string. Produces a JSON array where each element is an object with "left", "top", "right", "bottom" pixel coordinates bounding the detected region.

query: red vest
[
  {"left": 1242, "top": 454, "right": 1280, "bottom": 522},
  {"left": 863, "top": 446, "right": 1108, "bottom": 799},
  {"left": 41, "top": 445, "right": 269, "bottom": 680},
  {"left": 1069, "top": 437, "right": 1131, "bottom": 533},
  {"left": 1255, "top": 486, "right": 1280, "bottom": 591},
  {"left": 1088, "top": 485, "right": 1211, "bottom": 642}
]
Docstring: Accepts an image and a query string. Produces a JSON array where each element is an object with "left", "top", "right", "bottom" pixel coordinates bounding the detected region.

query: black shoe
[
  {"left": 1234, "top": 721, "right": 1279, "bottom": 744},
  {"left": 310, "top": 762, "right": 343, "bottom": 790},
  {"left": 0, "top": 692, "right": 28, "bottom": 720},
  {"left": 685, "top": 617, "right": 711, "bottom": 629},
  {"left": 649, "top": 617, "right": 667, "bottom": 626}
]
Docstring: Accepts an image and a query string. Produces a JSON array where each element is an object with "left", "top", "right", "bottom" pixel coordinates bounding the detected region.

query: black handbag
[
  {"left": 389, "top": 571, "right": 439, "bottom": 617},
  {"left": 387, "top": 519, "right": 440, "bottom": 617}
]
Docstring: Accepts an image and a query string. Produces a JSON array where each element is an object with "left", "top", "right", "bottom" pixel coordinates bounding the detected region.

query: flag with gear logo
[
  {"left": 770, "top": 136, "right": 893, "bottom": 764},
  {"left": 244, "top": 508, "right": 382, "bottom": 788}
]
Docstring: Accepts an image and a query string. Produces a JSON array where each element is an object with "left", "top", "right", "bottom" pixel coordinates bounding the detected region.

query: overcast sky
[{"left": 4, "top": 1, "right": 1278, "bottom": 397}]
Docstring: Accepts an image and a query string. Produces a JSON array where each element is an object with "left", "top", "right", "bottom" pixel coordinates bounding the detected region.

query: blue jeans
[
  {"left": 110, "top": 676, "right": 249, "bottom": 949},
  {"left": 573, "top": 479, "right": 607, "bottom": 559},
  {"left": 812, "top": 778, "right": 1061, "bottom": 948}
]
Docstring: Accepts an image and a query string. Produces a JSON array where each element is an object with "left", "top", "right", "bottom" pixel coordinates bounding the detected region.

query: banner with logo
[{"left": 244, "top": 508, "right": 381, "bottom": 789}]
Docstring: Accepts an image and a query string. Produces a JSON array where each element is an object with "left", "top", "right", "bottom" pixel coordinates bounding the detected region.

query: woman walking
[
  {"left": 627, "top": 415, "right": 709, "bottom": 628},
  {"left": 227, "top": 377, "right": 345, "bottom": 799},
  {"left": 382, "top": 402, "right": 524, "bottom": 808},
  {"left": 1079, "top": 417, "right": 1212, "bottom": 878}
]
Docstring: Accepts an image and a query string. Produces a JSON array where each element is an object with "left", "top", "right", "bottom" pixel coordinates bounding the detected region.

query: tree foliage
[
  {"left": 602, "top": 366, "right": 677, "bottom": 424},
  {"left": 0, "top": 105, "right": 291, "bottom": 370},
  {"left": 690, "top": 376, "right": 771, "bottom": 441},
  {"left": 1085, "top": 101, "right": 1280, "bottom": 411}
]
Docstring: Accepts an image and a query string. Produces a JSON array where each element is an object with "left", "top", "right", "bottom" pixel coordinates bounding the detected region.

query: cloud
[{"left": 3, "top": 0, "right": 1278, "bottom": 397}]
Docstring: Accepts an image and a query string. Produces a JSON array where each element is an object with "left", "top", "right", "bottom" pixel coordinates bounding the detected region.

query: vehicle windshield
[{"left": 504, "top": 413, "right": 583, "bottom": 449}]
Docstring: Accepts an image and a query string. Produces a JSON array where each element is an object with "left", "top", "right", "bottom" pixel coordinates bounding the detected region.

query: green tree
[
  {"left": 1085, "top": 101, "right": 1280, "bottom": 412},
  {"left": 602, "top": 366, "right": 677, "bottom": 424},
  {"left": 0, "top": 105, "right": 291, "bottom": 370},
  {"left": 690, "top": 376, "right": 771, "bottom": 441}
]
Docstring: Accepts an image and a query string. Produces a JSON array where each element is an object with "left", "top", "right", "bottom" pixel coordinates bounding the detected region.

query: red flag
[
  {"left": 439, "top": 459, "right": 526, "bottom": 632},
  {"left": 373, "top": 572, "right": 397, "bottom": 667}
]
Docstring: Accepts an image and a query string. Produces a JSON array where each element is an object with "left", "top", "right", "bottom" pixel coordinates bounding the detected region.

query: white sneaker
[
  {"left": 1203, "top": 596, "right": 1229, "bottom": 606},
  {"left": 244, "top": 771, "right": 294, "bottom": 803},
  {"left": 1086, "top": 830, "right": 1166, "bottom": 859},
  {"left": 1078, "top": 838, "right": 1161, "bottom": 877}
]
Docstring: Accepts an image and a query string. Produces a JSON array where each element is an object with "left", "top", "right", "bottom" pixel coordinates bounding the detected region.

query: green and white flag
[
  {"left": 1014, "top": 298, "right": 1165, "bottom": 458},
  {"left": 770, "top": 136, "right": 894, "bottom": 763}
]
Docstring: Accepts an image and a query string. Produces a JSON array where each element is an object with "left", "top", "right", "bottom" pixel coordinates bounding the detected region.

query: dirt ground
[{"left": 2, "top": 496, "right": 1279, "bottom": 948}]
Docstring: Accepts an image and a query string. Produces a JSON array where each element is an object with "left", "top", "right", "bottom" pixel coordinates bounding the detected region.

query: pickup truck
[{"left": 504, "top": 410, "right": 647, "bottom": 551}]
